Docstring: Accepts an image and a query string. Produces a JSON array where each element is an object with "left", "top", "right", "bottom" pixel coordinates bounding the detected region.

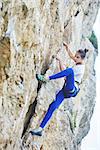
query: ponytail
[{"left": 84, "top": 48, "right": 89, "bottom": 54}]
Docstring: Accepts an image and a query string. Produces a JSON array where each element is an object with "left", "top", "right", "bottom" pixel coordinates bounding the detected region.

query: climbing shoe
[
  {"left": 36, "top": 74, "right": 49, "bottom": 83},
  {"left": 29, "top": 127, "right": 43, "bottom": 136}
]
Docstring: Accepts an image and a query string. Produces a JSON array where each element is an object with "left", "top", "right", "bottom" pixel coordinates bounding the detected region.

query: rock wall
[{"left": 0, "top": 0, "right": 99, "bottom": 150}]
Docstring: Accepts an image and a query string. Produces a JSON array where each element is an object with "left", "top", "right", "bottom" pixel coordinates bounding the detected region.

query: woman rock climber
[{"left": 30, "top": 42, "right": 88, "bottom": 136}]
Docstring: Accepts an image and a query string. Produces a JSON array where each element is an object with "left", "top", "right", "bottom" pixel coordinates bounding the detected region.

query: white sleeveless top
[{"left": 72, "top": 64, "right": 85, "bottom": 84}]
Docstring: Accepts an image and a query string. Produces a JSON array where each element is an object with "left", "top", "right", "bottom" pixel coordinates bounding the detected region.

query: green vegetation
[{"left": 89, "top": 31, "right": 98, "bottom": 49}]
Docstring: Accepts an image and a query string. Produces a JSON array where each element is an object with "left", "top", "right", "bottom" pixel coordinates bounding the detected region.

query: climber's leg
[
  {"left": 63, "top": 68, "right": 75, "bottom": 91},
  {"left": 40, "top": 89, "right": 64, "bottom": 128},
  {"left": 36, "top": 68, "right": 74, "bottom": 87},
  {"left": 49, "top": 68, "right": 75, "bottom": 91},
  {"left": 30, "top": 89, "right": 64, "bottom": 136},
  {"left": 49, "top": 68, "right": 74, "bottom": 80}
]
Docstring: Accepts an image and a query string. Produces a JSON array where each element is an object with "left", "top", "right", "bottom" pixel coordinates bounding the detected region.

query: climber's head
[{"left": 74, "top": 49, "right": 88, "bottom": 64}]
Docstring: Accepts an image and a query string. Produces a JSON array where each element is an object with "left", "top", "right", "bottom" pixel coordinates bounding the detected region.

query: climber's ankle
[{"left": 29, "top": 127, "right": 43, "bottom": 136}]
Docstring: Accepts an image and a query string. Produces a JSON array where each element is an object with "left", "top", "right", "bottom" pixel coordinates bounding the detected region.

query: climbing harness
[{"left": 62, "top": 80, "right": 80, "bottom": 98}]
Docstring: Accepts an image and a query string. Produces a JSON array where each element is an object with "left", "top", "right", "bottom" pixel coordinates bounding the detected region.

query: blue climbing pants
[{"left": 40, "top": 68, "right": 78, "bottom": 129}]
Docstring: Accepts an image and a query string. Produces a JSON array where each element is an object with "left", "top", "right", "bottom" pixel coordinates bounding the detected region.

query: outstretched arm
[
  {"left": 56, "top": 57, "right": 66, "bottom": 71},
  {"left": 63, "top": 42, "right": 76, "bottom": 62}
]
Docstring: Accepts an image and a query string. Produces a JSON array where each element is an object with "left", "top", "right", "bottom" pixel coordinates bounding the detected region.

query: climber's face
[{"left": 74, "top": 52, "right": 83, "bottom": 64}]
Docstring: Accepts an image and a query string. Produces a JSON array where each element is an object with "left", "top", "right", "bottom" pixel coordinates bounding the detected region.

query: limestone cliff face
[{"left": 0, "top": 0, "right": 99, "bottom": 150}]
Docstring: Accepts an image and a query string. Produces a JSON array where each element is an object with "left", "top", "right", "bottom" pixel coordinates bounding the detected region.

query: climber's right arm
[{"left": 63, "top": 42, "right": 76, "bottom": 62}]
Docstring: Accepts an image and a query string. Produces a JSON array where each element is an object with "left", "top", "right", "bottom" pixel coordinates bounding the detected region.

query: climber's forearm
[
  {"left": 67, "top": 48, "right": 75, "bottom": 59},
  {"left": 56, "top": 58, "right": 66, "bottom": 71},
  {"left": 63, "top": 42, "right": 75, "bottom": 61},
  {"left": 59, "top": 62, "right": 64, "bottom": 71}
]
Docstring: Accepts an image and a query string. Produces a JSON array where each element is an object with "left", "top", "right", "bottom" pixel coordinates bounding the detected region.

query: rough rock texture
[{"left": 0, "top": 0, "right": 99, "bottom": 150}]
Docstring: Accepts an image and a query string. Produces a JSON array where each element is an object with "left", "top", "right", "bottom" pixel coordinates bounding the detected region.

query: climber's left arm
[{"left": 56, "top": 58, "right": 66, "bottom": 71}]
